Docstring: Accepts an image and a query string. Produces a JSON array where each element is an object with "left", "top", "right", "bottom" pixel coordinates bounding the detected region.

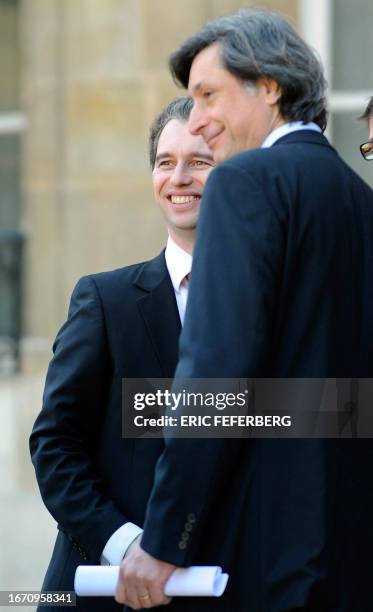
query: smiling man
[
  {"left": 29, "top": 96, "right": 214, "bottom": 612},
  {"left": 151, "top": 112, "right": 212, "bottom": 255},
  {"left": 117, "top": 8, "right": 373, "bottom": 612}
]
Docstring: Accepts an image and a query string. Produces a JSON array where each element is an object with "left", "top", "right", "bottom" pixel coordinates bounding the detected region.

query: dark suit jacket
[
  {"left": 140, "top": 132, "right": 373, "bottom": 611},
  {"left": 30, "top": 253, "right": 182, "bottom": 611},
  {"left": 30, "top": 251, "right": 251, "bottom": 612}
]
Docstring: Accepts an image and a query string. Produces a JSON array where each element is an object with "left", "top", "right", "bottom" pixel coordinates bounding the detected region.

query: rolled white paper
[
  {"left": 75, "top": 566, "right": 118, "bottom": 597},
  {"left": 74, "top": 565, "right": 228, "bottom": 598},
  {"left": 164, "top": 566, "right": 228, "bottom": 597}
]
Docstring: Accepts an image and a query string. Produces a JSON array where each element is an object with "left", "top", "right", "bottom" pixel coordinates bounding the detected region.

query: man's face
[
  {"left": 152, "top": 119, "right": 214, "bottom": 240},
  {"left": 187, "top": 42, "right": 283, "bottom": 163}
]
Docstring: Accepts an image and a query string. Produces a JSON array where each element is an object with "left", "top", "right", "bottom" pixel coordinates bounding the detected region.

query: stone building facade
[{"left": 19, "top": 0, "right": 297, "bottom": 372}]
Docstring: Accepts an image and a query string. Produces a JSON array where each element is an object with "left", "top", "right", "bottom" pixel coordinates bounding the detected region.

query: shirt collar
[
  {"left": 165, "top": 236, "right": 192, "bottom": 292},
  {"left": 261, "top": 121, "right": 322, "bottom": 149}
]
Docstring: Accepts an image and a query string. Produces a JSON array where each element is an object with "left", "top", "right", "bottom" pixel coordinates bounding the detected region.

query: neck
[
  {"left": 168, "top": 229, "right": 195, "bottom": 255},
  {"left": 268, "top": 112, "right": 286, "bottom": 135}
]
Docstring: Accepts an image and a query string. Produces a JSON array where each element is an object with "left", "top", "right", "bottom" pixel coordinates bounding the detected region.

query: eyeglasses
[{"left": 360, "top": 140, "right": 373, "bottom": 160}]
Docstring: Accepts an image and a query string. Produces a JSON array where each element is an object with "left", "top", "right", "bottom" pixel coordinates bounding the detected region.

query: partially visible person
[
  {"left": 29, "top": 96, "right": 216, "bottom": 612},
  {"left": 360, "top": 95, "right": 373, "bottom": 159}
]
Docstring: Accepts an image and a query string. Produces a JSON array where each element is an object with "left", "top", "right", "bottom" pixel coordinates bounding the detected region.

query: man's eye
[
  {"left": 192, "top": 160, "right": 212, "bottom": 167},
  {"left": 158, "top": 160, "right": 173, "bottom": 167},
  {"left": 203, "top": 90, "right": 213, "bottom": 99}
]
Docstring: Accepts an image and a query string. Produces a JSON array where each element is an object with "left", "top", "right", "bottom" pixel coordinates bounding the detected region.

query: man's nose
[
  {"left": 188, "top": 105, "right": 208, "bottom": 136},
  {"left": 170, "top": 163, "right": 193, "bottom": 186}
]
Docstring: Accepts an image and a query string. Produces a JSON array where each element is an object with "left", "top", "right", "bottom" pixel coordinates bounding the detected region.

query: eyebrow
[
  {"left": 190, "top": 81, "right": 204, "bottom": 95},
  {"left": 155, "top": 151, "right": 214, "bottom": 163}
]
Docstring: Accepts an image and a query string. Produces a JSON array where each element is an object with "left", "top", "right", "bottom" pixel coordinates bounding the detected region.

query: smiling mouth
[
  {"left": 207, "top": 132, "right": 222, "bottom": 148},
  {"left": 168, "top": 195, "right": 200, "bottom": 204}
]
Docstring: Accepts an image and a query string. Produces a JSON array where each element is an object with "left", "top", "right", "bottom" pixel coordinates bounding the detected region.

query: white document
[{"left": 74, "top": 565, "right": 229, "bottom": 598}]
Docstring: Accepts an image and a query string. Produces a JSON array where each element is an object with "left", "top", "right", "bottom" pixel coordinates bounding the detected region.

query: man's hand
[{"left": 115, "top": 543, "right": 176, "bottom": 609}]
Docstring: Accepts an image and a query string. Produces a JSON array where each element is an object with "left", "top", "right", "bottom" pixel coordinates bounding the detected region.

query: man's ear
[
  {"left": 369, "top": 117, "right": 373, "bottom": 141},
  {"left": 261, "top": 78, "right": 282, "bottom": 106}
]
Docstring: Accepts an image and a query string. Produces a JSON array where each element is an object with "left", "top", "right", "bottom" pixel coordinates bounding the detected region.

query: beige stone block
[
  {"left": 258, "top": 0, "right": 298, "bottom": 20},
  {"left": 208, "top": 0, "right": 255, "bottom": 17},
  {"left": 65, "top": 0, "right": 142, "bottom": 80},
  {"left": 65, "top": 80, "right": 149, "bottom": 180},
  {"left": 141, "top": 0, "right": 210, "bottom": 71},
  {"left": 208, "top": 0, "right": 298, "bottom": 20},
  {"left": 23, "top": 190, "right": 64, "bottom": 339},
  {"left": 20, "top": 0, "right": 62, "bottom": 83},
  {"left": 23, "top": 85, "right": 61, "bottom": 185},
  {"left": 142, "top": 72, "right": 184, "bottom": 139},
  {"left": 209, "top": 0, "right": 298, "bottom": 20},
  {"left": 62, "top": 180, "right": 166, "bottom": 292}
]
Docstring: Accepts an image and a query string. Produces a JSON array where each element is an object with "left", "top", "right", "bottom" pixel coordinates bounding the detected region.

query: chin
[
  {"left": 213, "top": 146, "right": 232, "bottom": 164},
  {"left": 174, "top": 222, "right": 198, "bottom": 232}
]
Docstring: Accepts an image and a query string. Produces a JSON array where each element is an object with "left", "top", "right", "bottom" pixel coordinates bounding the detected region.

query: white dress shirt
[
  {"left": 261, "top": 121, "right": 322, "bottom": 148},
  {"left": 164, "top": 236, "right": 192, "bottom": 325},
  {"left": 101, "top": 237, "right": 191, "bottom": 565}
]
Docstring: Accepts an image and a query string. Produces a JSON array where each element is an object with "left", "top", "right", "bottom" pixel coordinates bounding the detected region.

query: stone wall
[{"left": 20, "top": 0, "right": 297, "bottom": 372}]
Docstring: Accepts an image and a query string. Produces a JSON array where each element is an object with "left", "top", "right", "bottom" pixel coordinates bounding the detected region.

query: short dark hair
[
  {"left": 169, "top": 8, "right": 328, "bottom": 131},
  {"left": 359, "top": 96, "right": 373, "bottom": 123},
  {"left": 149, "top": 96, "right": 193, "bottom": 168}
]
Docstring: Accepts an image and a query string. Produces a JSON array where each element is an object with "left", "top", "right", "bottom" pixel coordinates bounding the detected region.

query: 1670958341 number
[{"left": 1, "top": 591, "right": 76, "bottom": 606}]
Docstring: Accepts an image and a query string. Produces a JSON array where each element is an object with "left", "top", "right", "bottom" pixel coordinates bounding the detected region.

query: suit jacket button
[
  {"left": 185, "top": 522, "right": 193, "bottom": 532},
  {"left": 187, "top": 513, "right": 196, "bottom": 523},
  {"left": 178, "top": 541, "right": 187, "bottom": 550},
  {"left": 181, "top": 531, "right": 189, "bottom": 541}
]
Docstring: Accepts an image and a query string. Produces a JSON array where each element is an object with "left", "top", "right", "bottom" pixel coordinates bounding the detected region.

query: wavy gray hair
[{"left": 169, "top": 8, "right": 328, "bottom": 131}]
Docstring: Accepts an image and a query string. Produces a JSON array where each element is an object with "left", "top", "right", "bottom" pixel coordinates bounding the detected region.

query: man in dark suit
[
  {"left": 117, "top": 9, "right": 373, "bottom": 611},
  {"left": 29, "top": 96, "right": 215, "bottom": 611}
]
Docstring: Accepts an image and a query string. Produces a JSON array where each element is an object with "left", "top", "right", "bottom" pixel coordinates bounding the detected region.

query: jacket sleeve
[{"left": 29, "top": 275, "right": 128, "bottom": 562}]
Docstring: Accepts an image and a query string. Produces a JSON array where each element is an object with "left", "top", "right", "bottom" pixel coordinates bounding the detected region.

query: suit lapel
[{"left": 134, "top": 251, "right": 181, "bottom": 377}]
